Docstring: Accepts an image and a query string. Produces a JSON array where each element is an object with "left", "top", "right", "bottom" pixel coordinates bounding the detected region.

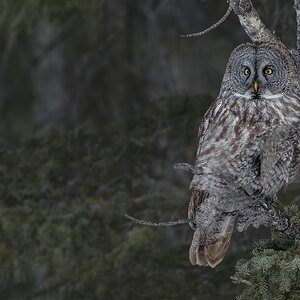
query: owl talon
[{"left": 241, "top": 185, "right": 263, "bottom": 198}]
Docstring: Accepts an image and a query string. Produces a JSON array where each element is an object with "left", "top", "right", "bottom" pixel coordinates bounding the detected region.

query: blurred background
[{"left": 0, "top": 0, "right": 298, "bottom": 299}]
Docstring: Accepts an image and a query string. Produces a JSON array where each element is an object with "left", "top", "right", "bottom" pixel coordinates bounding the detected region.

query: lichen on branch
[{"left": 229, "top": 0, "right": 279, "bottom": 43}]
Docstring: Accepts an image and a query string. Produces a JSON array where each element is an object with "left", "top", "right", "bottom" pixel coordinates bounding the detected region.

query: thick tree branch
[
  {"left": 229, "top": 0, "right": 280, "bottom": 44},
  {"left": 295, "top": 0, "right": 300, "bottom": 51}
]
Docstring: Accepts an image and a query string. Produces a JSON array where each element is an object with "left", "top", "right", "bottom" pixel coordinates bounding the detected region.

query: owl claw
[{"left": 241, "top": 185, "right": 263, "bottom": 198}]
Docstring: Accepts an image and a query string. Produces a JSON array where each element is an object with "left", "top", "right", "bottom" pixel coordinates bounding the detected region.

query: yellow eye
[
  {"left": 264, "top": 68, "right": 273, "bottom": 75},
  {"left": 244, "top": 67, "right": 251, "bottom": 76}
]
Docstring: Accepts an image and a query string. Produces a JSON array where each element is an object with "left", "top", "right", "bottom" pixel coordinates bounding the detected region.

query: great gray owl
[{"left": 189, "top": 42, "right": 300, "bottom": 268}]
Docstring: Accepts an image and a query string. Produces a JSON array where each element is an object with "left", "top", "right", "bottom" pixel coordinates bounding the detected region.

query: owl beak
[{"left": 253, "top": 80, "right": 260, "bottom": 93}]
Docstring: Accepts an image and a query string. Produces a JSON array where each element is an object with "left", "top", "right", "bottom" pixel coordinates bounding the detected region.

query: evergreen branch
[
  {"left": 267, "top": 202, "right": 300, "bottom": 240},
  {"left": 124, "top": 214, "right": 192, "bottom": 227},
  {"left": 180, "top": 5, "right": 232, "bottom": 38},
  {"left": 230, "top": 276, "right": 252, "bottom": 286}
]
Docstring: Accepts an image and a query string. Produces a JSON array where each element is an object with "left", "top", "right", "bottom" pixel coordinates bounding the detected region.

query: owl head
[{"left": 224, "top": 42, "right": 297, "bottom": 100}]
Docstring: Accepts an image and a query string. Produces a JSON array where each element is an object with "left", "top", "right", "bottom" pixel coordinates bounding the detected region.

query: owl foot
[
  {"left": 241, "top": 184, "right": 263, "bottom": 198},
  {"left": 236, "top": 202, "right": 272, "bottom": 232}
]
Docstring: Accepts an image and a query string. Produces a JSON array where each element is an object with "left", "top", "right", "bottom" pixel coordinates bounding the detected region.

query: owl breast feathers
[{"left": 189, "top": 42, "right": 300, "bottom": 268}]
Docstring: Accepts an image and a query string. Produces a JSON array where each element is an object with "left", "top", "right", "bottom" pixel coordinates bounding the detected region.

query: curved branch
[{"left": 181, "top": 5, "right": 232, "bottom": 38}]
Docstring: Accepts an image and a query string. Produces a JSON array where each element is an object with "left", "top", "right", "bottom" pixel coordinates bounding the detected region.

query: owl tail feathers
[{"left": 189, "top": 216, "right": 235, "bottom": 268}]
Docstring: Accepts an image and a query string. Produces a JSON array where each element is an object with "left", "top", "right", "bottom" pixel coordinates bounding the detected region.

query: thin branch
[
  {"left": 181, "top": 5, "right": 232, "bottom": 38},
  {"left": 173, "top": 162, "right": 203, "bottom": 174},
  {"left": 124, "top": 214, "right": 191, "bottom": 227},
  {"left": 229, "top": 0, "right": 280, "bottom": 44},
  {"left": 294, "top": 0, "right": 300, "bottom": 51},
  {"left": 125, "top": 202, "right": 300, "bottom": 238}
]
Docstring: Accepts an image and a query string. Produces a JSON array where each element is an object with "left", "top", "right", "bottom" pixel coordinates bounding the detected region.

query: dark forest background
[{"left": 0, "top": 0, "right": 299, "bottom": 299}]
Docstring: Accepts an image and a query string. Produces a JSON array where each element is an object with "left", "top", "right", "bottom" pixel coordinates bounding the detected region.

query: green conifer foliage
[
  {"left": 232, "top": 205, "right": 300, "bottom": 300},
  {"left": 0, "top": 96, "right": 241, "bottom": 300}
]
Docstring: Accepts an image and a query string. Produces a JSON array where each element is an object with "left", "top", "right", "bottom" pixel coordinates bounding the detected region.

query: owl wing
[
  {"left": 258, "top": 127, "right": 299, "bottom": 197},
  {"left": 188, "top": 97, "right": 222, "bottom": 228},
  {"left": 196, "top": 97, "right": 224, "bottom": 146},
  {"left": 188, "top": 97, "right": 236, "bottom": 268},
  {"left": 289, "top": 126, "right": 300, "bottom": 182},
  {"left": 188, "top": 190, "right": 206, "bottom": 230}
]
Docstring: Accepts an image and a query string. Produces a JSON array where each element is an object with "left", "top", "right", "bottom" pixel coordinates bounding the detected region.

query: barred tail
[{"left": 189, "top": 215, "right": 235, "bottom": 268}]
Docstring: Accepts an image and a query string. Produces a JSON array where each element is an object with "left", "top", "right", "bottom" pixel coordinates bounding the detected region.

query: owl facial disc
[{"left": 227, "top": 42, "right": 296, "bottom": 101}]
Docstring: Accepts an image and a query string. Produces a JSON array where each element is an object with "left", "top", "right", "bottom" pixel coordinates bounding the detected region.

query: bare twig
[
  {"left": 125, "top": 202, "right": 300, "bottom": 238},
  {"left": 181, "top": 5, "right": 232, "bottom": 38},
  {"left": 173, "top": 163, "right": 195, "bottom": 173},
  {"left": 180, "top": 0, "right": 281, "bottom": 43},
  {"left": 173, "top": 162, "right": 203, "bottom": 174},
  {"left": 229, "top": 0, "right": 279, "bottom": 43},
  {"left": 125, "top": 214, "right": 191, "bottom": 227}
]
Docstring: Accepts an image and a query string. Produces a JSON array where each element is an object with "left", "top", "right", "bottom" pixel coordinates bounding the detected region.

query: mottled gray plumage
[{"left": 189, "top": 42, "right": 300, "bottom": 268}]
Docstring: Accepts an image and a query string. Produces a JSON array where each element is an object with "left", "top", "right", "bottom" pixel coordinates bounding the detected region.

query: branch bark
[
  {"left": 214, "top": 199, "right": 300, "bottom": 240},
  {"left": 229, "top": 0, "right": 280, "bottom": 44},
  {"left": 181, "top": 5, "right": 232, "bottom": 38},
  {"left": 125, "top": 214, "right": 191, "bottom": 227},
  {"left": 126, "top": 201, "right": 300, "bottom": 239},
  {"left": 295, "top": 0, "right": 300, "bottom": 51}
]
